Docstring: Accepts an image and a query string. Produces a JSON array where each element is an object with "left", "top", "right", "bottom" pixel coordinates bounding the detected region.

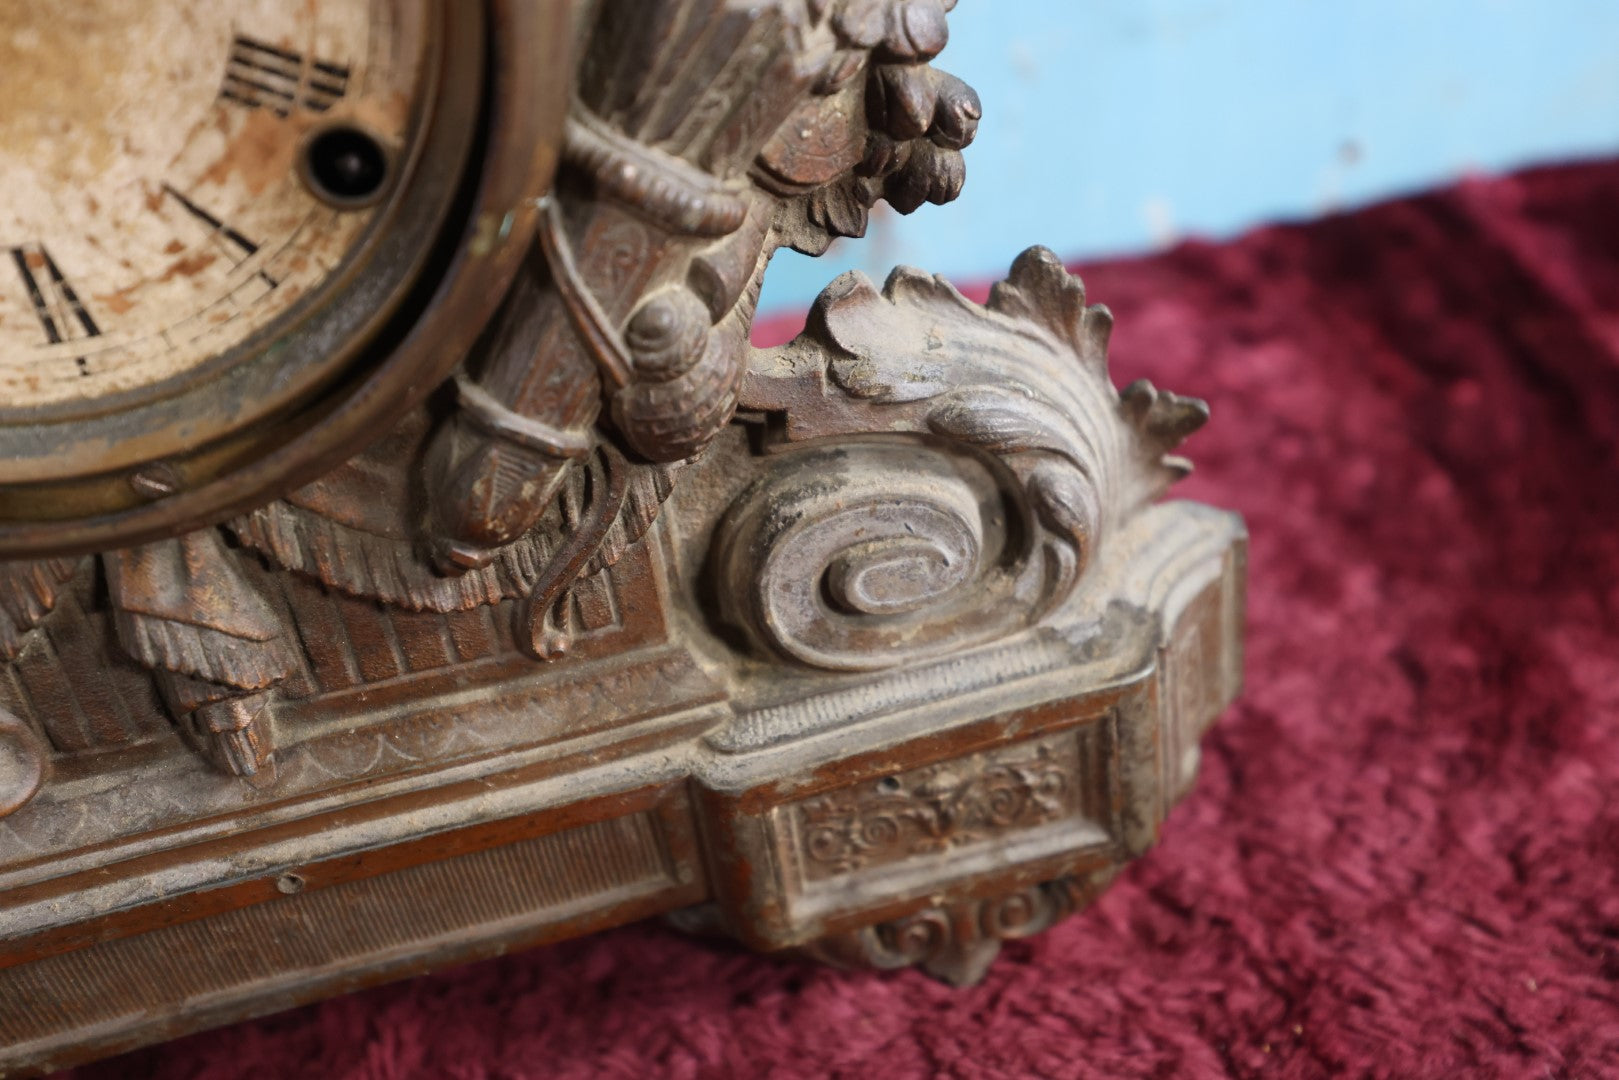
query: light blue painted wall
[{"left": 759, "top": 0, "right": 1619, "bottom": 312}]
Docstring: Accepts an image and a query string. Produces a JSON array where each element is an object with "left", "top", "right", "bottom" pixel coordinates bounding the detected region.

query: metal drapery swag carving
[{"left": 0, "top": 1, "right": 1246, "bottom": 1072}]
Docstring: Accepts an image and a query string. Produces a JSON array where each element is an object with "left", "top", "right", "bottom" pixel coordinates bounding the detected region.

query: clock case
[{"left": 0, "top": 1, "right": 1245, "bottom": 1073}]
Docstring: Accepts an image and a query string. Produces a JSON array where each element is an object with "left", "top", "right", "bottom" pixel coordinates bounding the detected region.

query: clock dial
[
  {"left": 0, "top": 1, "right": 425, "bottom": 411},
  {"left": 0, "top": 0, "right": 572, "bottom": 559}
]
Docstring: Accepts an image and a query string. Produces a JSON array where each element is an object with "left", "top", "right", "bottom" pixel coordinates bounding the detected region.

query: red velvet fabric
[{"left": 72, "top": 161, "right": 1619, "bottom": 1079}]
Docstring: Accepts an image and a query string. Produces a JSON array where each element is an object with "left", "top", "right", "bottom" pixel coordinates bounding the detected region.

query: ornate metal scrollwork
[
  {"left": 712, "top": 441, "right": 1018, "bottom": 671},
  {"left": 804, "top": 869, "right": 1121, "bottom": 986},
  {"left": 0, "top": 8, "right": 1243, "bottom": 1032},
  {"left": 714, "top": 246, "right": 1209, "bottom": 671},
  {"left": 792, "top": 734, "right": 1077, "bottom": 876}
]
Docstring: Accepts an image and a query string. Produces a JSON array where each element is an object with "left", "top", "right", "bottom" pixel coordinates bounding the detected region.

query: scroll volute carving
[
  {"left": 804, "top": 870, "right": 1121, "bottom": 986},
  {"left": 714, "top": 247, "right": 1209, "bottom": 672}
]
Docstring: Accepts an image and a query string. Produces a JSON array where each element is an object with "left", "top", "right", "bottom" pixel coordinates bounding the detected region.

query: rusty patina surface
[{"left": 0, "top": 2, "right": 1245, "bottom": 1073}]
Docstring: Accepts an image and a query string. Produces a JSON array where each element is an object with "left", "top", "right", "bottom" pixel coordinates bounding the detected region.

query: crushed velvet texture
[{"left": 71, "top": 161, "right": 1619, "bottom": 1079}]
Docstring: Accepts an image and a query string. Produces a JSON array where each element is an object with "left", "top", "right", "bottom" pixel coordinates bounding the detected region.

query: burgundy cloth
[{"left": 73, "top": 161, "right": 1619, "bottom": 1079}]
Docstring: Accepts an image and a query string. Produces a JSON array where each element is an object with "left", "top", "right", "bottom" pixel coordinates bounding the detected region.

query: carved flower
[
  {"left": 785, "top": 133, "right": 965, "bottom": 256},
  {"left": 782, "top": 0, "right": 980, "bottom": 255},
  {"left": 928, "top": 71, "right": 982, "bottom": 150},
  {"left": 828, "top": 0, "right": 957, "bottom": 63},
  {"left": 806, "top": 176, "right": 877, "bottom": 243},
  {"left": 867, "top": 66, "right": 981, "bottom": 148},
  {"left": 882, "top": 139, "right": 965, "bottom": 214}
]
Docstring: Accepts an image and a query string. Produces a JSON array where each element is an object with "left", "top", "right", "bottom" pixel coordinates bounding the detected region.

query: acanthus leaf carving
[
  {"left": 807, "top": 246, "right": 1204, "bottom": 514},
  {"left": 1119, "top": 378, "right": 1210, "bottom": 499},
  {"left": 925, "top": 389, "right": 1074, "bottom": 454},
  {"left": 715, "top": 246, "right": 1207, "bottom": 671}
]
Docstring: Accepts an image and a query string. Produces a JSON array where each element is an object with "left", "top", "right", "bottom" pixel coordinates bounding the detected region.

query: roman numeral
[
  {"left": 162, "top": 184, "right": 279, "bottom": 289},
  {"left": 218, "top": 35, "right": 349, "bottom": 116},
  {"left": 10, "top": 244, "right": 100, "bottom": 373}
]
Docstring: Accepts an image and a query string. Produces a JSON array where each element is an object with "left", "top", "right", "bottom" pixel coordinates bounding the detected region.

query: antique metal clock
[{"left": 0, "top": 1, "right": 1246, "bottom": 1074}]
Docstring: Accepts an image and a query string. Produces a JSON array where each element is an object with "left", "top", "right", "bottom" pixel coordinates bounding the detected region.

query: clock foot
[{"left": 798, "top": 872, "right": 1120, "bottom": 987}]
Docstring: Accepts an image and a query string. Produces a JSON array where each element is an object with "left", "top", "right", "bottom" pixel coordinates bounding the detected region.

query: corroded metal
[{"left": 0, "top": 2, "right": 1245, "bottom": 1073}]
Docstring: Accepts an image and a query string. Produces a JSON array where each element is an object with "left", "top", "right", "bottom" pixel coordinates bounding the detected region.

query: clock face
[
  {"left": 0, "top": 0, "right": 570, "bottom": 558},
  {"left": 0, "top": 1, "right": 425, "bottom": 413}
]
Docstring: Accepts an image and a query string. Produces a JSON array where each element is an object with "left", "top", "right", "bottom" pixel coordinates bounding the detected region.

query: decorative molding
[
  {"left": 712, "top": 630, "right": 1079, "bottom": 753},
  {"left": 788, "top": 732, "right": 1082, "bottom": 880},
  {"left": 0, "top": 808, "right": 694, "bottom": 1052},
  {"left": 804, "top": 869, "right": 1121, "bottom": 986},
  {"left": 0, "top": 642, "right": 718, "bottom": 879}
]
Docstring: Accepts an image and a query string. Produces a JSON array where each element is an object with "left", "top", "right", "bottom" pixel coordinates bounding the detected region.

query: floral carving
[
  {"left": 824, "top": 0, "right": 954, "bottom": 61},
  {"left": 758, "top": 0, "right": 979, "bottom": 255},
  {"left": 794, "top": 736, "right": 1078, "bottom": 878}
]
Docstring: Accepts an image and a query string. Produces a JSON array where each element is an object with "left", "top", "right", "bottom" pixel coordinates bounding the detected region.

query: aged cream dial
[
  {"left": 0, "top": 0, "right": 569, "bottom": 559},
  {"left": 0, "top": 1, "right": 424, "bottom": 411}
]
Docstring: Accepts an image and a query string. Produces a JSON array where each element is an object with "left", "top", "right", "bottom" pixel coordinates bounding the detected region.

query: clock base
[
  {"left": 0, "top": 503, "right": 1242, "bottom": 1077},
  {"left": 0, "top": 4, "right": 1249, "bottom": 1070}
]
